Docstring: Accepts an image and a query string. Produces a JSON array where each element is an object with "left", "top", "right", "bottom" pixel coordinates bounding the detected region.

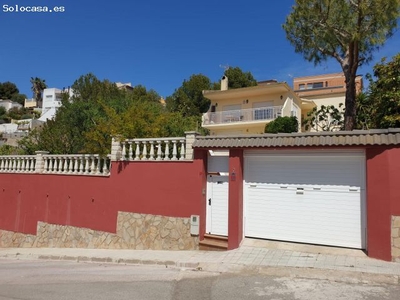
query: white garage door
[{"left": 244, "top": 151, "right": 366, "bottom": 249}]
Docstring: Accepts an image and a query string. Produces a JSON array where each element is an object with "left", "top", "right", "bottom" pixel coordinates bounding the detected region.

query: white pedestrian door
[{"left": 206, "top": 155, "right": 229, "bottom": 236}]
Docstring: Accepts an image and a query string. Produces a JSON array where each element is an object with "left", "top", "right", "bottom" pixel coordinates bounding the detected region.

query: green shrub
[{"left": 265, "top": 116, "right": 298, "bottom": 133}]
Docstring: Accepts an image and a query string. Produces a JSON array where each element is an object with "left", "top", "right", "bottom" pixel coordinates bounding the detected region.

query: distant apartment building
[
  {"left": 116, "top": 82, "right": 134, "bottom": 91},
  {"left": 293, "top": 72, "right": 363, "bottom": 111},
  {"left": 39, "top": 87, "right": 74, "bottom": 121},
  {"left": 0, "top": 99, "right": 23, "bottom": 112},
  {"left": 24, "top": 98, "right": 37, "bottom": 109},
  {"left": 293, "top": 73, "right": 363, "bottom": 130}
]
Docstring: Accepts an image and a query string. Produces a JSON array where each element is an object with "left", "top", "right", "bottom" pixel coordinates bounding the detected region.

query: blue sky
[{"left": 1, "top": 0, "right": 399, "bottom": 99}]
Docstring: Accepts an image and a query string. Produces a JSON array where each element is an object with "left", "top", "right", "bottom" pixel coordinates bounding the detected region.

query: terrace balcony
[{"left": 202, "top": 106, "right": 283, "bottom": 130}]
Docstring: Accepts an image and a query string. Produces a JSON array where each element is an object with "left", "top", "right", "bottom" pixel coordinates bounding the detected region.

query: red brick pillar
[
  {"left": 366, "top": 147, "right": 392, "bottom": 261},
  {"left": 228, "top": 149, "right": 244, "bottom": 250}
]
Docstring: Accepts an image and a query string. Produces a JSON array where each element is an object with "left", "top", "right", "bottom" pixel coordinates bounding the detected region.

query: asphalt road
[{"left": 0, "top": 259, "right": 398, "bottom": 300}]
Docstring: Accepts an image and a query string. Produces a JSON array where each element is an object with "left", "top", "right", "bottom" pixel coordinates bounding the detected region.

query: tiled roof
[{"left": 192, "top": 129, "right": 400, "bottom": 148}]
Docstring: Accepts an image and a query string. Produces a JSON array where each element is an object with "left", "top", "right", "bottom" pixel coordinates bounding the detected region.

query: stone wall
[
  {"left": 392, "top": 216, "right": 400, "bottom": 262},
  {"left": 0, "top": 212, "right": 199, "bottom": 250}
]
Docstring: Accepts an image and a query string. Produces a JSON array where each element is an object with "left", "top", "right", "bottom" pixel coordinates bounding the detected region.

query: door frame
[{"left": 206, "top": 151, "right": 229, "bottom": 236}]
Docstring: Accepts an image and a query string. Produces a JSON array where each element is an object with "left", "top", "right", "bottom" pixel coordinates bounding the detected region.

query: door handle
[{"left": 208, "top": 198, "right": 211, "bottom": 205}]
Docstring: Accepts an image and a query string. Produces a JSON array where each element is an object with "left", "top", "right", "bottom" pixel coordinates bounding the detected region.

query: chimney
[{"left": 221, "top": 75, "right": 228, "bottom": 91}]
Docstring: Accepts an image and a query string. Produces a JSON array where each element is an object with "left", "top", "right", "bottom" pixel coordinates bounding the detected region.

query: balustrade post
[
  {"left": 63, "top": 157, "right": 69, "bottom": 173},
  {"left": 90, "top": 155, "right": 96, "bottom": 174},
  {"left": 184, "top": 131, "right": 199, "bottom": 160},
  {"left": 179, "top": 138, "right": 186, "bottom": 160},
  {"left": 84, "top": 155, "right": 90, "bottom": 174},
  {"left": 128, "top": 141, "right": 133, "bottom": 161},
  {"left": 134, "top": 141, "right": 140, "bottom": 160},
  {"left": 5, "top": 158, "right": 9, "bottom": 172},
  {"left": 110, "top": 136, "right": 123, "bottom": 161},
  {"left": 28, "top": 158, "right": 32, "bottom": 172},
  {"left": 34, "top": 151, "right": 49, "bottom": 174},
  {"left": 50, "top": 157, "right": 55, "bottom": 172},
  {"left": 164, "top": 141, "right": 171, "bottom": 161},
  {"left": 121, "top": 142, "right": 127, "bottom": 161},
  {"left": 73, "top": 157, "right": 79, "bottom": 174},
  {"left": 171, "top": 140, "right": 178, "bottom": 161},
  {"left": 53, "top": 157, "right": 58, "bottom": 173},
  {"left": 21, "top": 157, "right": 28, "bottom": 173},
  {"left": 142, "top": 143, "right": 148, "bottom": 161},
  {"left": 103, "top": 156, "right": 110, "bottom": 175},
  {"left": 79, "top": 156, "right": 85, "bottom": 174},
  {"left": 16, "top": 157, "right": 21, "bottom": 172},
  {"left": 156, "top": 141, "right": 162, "bottom": 161},
  {"left": 149, "top": 141, "right": 155, "bottom": 160}
]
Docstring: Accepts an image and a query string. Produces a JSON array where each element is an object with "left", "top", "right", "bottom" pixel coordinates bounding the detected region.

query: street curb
[
  {"left": 35, "top": 254, "right": 191, "bottom": 268},
  {"left": 197, "top": 262, "right": 400, "bottom": 285},
  {"left": 1, "top": 252, "right": 399, "bottom": 285}
]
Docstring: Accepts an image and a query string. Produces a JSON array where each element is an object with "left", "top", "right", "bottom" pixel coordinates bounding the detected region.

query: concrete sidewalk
[{"left": 1, "top": 239, "right": 399, "bottom": 284}]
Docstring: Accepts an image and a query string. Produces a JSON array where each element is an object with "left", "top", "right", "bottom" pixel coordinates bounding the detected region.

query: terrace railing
[{"left": 202, "top": 106, "right": 283, "bottom": 126}]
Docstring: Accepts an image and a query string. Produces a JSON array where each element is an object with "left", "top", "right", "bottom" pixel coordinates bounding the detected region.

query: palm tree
[{"left": 30, "top": 77, "right": 47, "bottom": 108}]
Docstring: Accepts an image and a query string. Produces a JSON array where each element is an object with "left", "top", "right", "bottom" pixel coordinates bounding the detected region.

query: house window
[
  {"left": 254, "top": 108, "right": 274, "bottom": 120},
  {"left": 313, "top": 82, "right": 323, "bottom": 88},
  {"left": 304, "top": 82, "right": 324, "bottom": 89},
  {"left": 299, "top": 84, "right": 305, "bottom": 90},
  {"left": 253, "top": 101, "right": 274, "bottom": 120},
  {"left": 46, "top": 95, "right": 53, "bottom": 98}
]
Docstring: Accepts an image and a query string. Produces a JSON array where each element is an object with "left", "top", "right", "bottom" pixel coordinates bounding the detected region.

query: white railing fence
[
  {"left": 0, "top": 152, "right": 110, "bottom": 176},
  {"left": 121, "top": 137, "right": 185, "bottom": 161},
  {"left": 0, "top": 155, "right": 36, "bottom": 173},
  {"left": 43, "top": 154, "right": 110, "bottom": 175},
  {"left": 0, "top": 131, "right": 200, "bottom": 175},
  {"left": 111, "top": 132, "right": 199, "bottom": 162}
]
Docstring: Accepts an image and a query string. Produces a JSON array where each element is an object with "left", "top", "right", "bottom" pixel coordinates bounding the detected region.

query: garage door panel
[
  {"left": 244, "top": 151, "right": 366, "bottom": 249},
  {"left": 247, "top": 190, "right": 361, "bottom": 219},
  {"left": 246, "top": 155, "right": 365, "bottom": 189}
]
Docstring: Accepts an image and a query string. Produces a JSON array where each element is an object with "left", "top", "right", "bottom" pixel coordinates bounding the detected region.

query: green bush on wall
[{"left": 264, "top": 116, "right": 299, "bottom": 134}]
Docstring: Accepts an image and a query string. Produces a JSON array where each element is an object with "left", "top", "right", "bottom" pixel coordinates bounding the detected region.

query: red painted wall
[
  {"left": 2, "top": 145, "right": 400, "bottom": 261},
  {"left": 0, "top": 159, "right": 206, "bottom": 236},
  {"left": 388, "top": 148, "right": 400, "bottom": 215},
  {"left": 366, "top": 146, "right": 400, "bottom": 261}
]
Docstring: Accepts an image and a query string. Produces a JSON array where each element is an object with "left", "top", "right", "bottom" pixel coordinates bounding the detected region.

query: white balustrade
[
  {"left": 121, "top": 137, "right": 187, "bottom": 161},
  {"left": 42, "top": 154, "right": 110, "bottom": 176},
  {"left": 1, "top": 132, "right": 198, "bottom": 174},
  {"left": 0, "top": 154, "right": 110, "bottom": 176},
  {"left": 0, "top": 155, "right": 36, "bottom": 173}
]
